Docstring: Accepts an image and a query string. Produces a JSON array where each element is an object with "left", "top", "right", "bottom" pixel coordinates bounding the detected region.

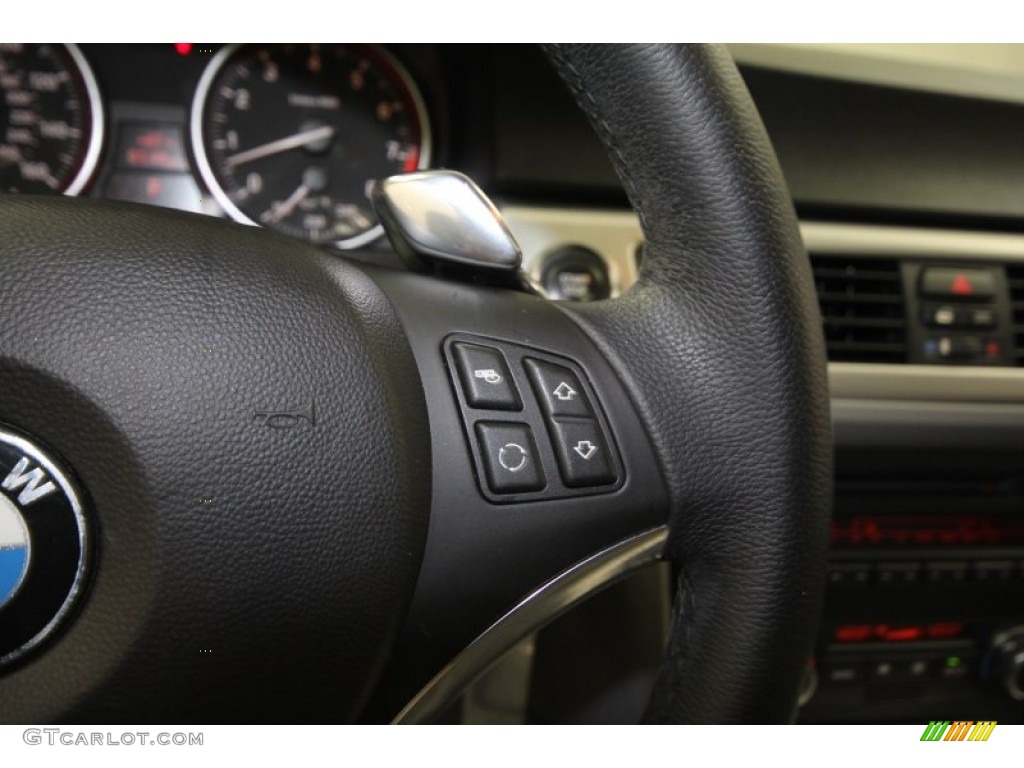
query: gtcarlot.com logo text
[{"left": 24, "top": 729, "right": 203, "bottom": 747}]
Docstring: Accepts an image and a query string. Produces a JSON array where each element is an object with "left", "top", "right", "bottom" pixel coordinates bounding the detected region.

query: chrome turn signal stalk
[{"left": 371, "top": 170, "right": 539, "bottom": 294}]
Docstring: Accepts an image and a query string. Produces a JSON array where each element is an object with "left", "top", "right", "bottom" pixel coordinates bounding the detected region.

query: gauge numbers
[
  {"left": 191, "top": 44, "right": 431, "bottom": 248},
  {"left": 0, "top": 43, "right": 103, "bottom": 195}
]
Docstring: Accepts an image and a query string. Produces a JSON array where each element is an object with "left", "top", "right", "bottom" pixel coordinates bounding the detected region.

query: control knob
[{"left": 987, "top": 627, "right": 1024, "bottom": 702}]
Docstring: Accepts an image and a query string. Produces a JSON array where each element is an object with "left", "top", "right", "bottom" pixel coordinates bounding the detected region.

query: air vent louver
[
  {"left": 810, "top": 255, "right": 908, "bottom": 363},
  {"left": 1008, "top": 265, "right": 1024, "bottom": 365}
]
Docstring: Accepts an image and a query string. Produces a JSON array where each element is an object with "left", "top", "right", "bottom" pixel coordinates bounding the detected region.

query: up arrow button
[
  {"left": 524, "top": 359, "right": 592, "bottom": 418},
  {"left": 553, "top": 382, "right": 577, "bottom": 401}
]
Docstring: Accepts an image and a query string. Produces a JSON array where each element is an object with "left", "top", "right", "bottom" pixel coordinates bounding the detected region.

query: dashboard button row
[
  {"left": 823, "top": 651, "right": 976, "bottom": 688},
  {"left": 922, "top": 303, "right": 997, "bottom": 329},
  {"left": 828, "top": 559, "right": 1024, "bottom": 588}
]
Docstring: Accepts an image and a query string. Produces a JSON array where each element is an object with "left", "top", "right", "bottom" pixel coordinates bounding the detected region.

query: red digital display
[
  {"left": 880, "top": 626, "right": 923, "bottom": 642},
  {"left": 831, "top": 515, "right": 1024, "bottom": 548},
  {"left": 116, "top": 124, "right": 188, "bottom": 173},
  {"left": 834, "top": 625, "right": 873, "bottom": 643},
  {"left": 926, "top": 621, "right": 965, "bottom": 640},
  {"left": 834, "top": 621, "right": 965, "bottom": 644}
]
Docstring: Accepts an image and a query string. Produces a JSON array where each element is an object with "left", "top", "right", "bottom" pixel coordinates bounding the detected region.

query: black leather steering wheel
[{"left": 0, "top": 43, "right": 831, "bottom": 723}]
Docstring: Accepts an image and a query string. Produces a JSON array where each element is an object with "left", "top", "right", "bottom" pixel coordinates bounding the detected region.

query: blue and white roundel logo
[
  {"left": 0, "top": 493, "right": 31, "bottom": 610},
  {"left": 0, "top": 427, "right": 89, "bottom": 668}
]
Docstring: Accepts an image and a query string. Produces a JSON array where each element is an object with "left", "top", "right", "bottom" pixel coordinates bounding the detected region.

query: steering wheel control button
[
  {"left": 475, "top": 422, "right": 545, "bottom": 494},
  {"left": 0, "top": 427, "right": 91, "bottom": 669},
  {"left": 453, "top": 343, "right": 521, "bottom": 411},
  {"left": 444, "top": 335, "right": 625, "bottom": 502},
  {"left": 920, "top": 267, "right": 996, "bottom": 300},
  {"left": 547, "top": 419, "right": 616, "bottom": 487},
  {"left": 524, "top": 359, "right": 592, "bottom": 419}
]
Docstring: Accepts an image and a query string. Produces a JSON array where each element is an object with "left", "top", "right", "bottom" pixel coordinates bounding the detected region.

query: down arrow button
[{"left": 549, "top": 419, "right": 616, "bottom": 488}]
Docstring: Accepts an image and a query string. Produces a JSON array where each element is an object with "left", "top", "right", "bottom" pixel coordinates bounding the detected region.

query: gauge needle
[
  {"left": 225, "top": 126, "right": 335, "bottom": 168},
  {"left": 266, "top": 184, "right": 310, "bottom": 223}
]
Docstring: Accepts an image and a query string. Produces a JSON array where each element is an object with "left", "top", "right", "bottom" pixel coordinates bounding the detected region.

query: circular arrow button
[
  {"left": 474, "top": 422, "right": 546, "bottom": 495},
  {"left": 498, "top": 443, "right": 529, "bottom": 473}
]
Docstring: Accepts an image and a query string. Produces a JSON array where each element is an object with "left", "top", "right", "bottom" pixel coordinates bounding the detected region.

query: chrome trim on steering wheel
[{"left": 393, "top": 526, "right": 668, "bottom": 724}]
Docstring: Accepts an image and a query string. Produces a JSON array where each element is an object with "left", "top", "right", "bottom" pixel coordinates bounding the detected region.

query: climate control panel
[{"left": 801, "top": 543, "right": 1024, "bottom": 722}]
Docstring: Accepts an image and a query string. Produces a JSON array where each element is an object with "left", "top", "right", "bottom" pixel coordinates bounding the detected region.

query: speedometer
[
  {"left": 0, "top": 44, "right": 103, "bottom": 195},
  {"left": 191, "top": 44, "right": 431, "bottom": 248}
]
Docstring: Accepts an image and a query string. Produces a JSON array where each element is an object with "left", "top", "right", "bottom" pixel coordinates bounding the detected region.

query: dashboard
[{"left": 3, "top": 43, "right": 1024, "bottom": 724}]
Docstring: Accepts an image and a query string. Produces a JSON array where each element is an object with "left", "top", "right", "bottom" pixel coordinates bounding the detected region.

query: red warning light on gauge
[{"left": 175, "top": 43, "right": 193, "bottom": 57}]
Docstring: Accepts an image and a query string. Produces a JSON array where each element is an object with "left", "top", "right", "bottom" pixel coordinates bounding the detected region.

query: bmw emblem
[{"left": 0, "top": 427, "right": 90, "bottom": 669}]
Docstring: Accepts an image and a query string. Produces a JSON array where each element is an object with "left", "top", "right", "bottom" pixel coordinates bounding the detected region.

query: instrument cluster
[{"left": 0, "top": 43, "right": 437, "bottom": 249}]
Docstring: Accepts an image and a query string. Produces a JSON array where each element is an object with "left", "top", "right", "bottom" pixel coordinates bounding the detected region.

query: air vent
[
  {"left": 1009, "top": 265, "right": 1024, "bottom": 365},
  {"left": 810, "top": 256, "right": 908, "bottom": 363}
]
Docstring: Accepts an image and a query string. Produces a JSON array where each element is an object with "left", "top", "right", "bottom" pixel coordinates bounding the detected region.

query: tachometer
[
  {"left": 191, "top": 44, "right": 431, "bottom": 248},
  {"left": 0, "top": 43, "right": 103, "bottom": 195}
]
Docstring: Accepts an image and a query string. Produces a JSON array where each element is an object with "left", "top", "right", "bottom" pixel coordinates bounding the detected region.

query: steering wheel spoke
[{"left": 359, "top": 265, "right": 669, "bottom": 719}]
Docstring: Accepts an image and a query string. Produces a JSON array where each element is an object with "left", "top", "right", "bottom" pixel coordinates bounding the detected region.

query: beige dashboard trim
[
  {"left": 728, "top": 43, "right": 1024, "bottom": 107},
  {"left": 831, "top": 364, "right": 1024, "bottom": 404},
  {"left": 801, "top": 221, "right": 1024, "bottom": 263}
]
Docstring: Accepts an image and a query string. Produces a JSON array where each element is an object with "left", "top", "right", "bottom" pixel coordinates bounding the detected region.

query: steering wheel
[{"left": 0, "top": 44, "right": 831, "bottom": 723}]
